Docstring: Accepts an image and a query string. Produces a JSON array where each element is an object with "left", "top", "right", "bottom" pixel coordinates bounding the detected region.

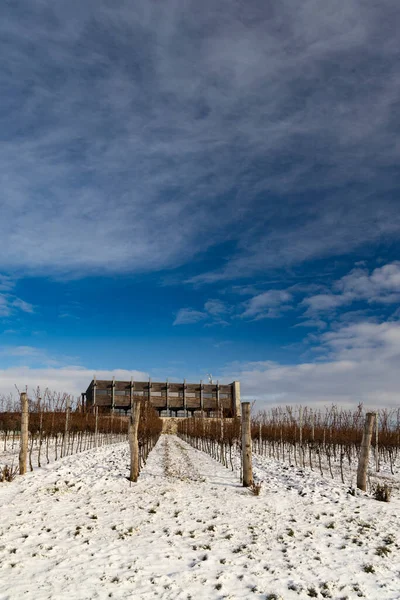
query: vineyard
[
  {"left": 0, "top": 392, "right": 162, "bottom": 479},
  {"left": 1, "top": 396, "right": 400, "bottom": 491},
  {"left": 0, "top": 393, "right": 400, "bottom": 600},
  {"left": 177, "top": 404, "right": 400, "bottom": 492}
]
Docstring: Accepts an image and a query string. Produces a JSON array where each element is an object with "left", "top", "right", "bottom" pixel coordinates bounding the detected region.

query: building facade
[{"left": 83, "top": 378, "right": 241, "bottom": 418}]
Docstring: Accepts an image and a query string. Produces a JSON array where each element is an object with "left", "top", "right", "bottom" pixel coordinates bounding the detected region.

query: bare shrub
[
  {"left": 250, "top": 481, "right": 262, "bottom": 496},
  {"left": 0, "top": 464, "right": 18, "bottom": 482},
  {"left": 373, "top": 483, "right": 392, "bottom": 502}
]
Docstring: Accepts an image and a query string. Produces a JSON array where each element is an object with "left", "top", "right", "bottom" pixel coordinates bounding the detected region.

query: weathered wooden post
[
  {"left": 19, "top": 392, "right": 29, "bottom": 475},
  {"left": 164, "top": 378, "right": 169, "bottom": 418},
  {"left": 130, "top": 376, "right": 134, "bottom": 412},
  {"left": 93, "top": 374, "right": 97, "bottom": 410},
  {"left": 311, "top": 410, "right": 315, "bottom": 443},
  {"left": 38, "top": 406, "right": 43, "bottom": 468},
  {"left": 200, "top": 380, "right": 204, "bottom": 415},
  {"left": 233, "top": 381, "right": 241, "bottom": 417},
  {"left": 241, "top": 401, "right": 253, "bottom": 487},
  {"left": 357, "top": 412, "right": 376, "bottom": 491},
  {"left": 62, "top": 397, "right": 70, "bottom": 457},
  {"left": 129, "top": 399, "right": 141, "bottom": 482},
  {"left": 94, "top": 406, "right": 99, "bottom": 448},
  {"left": 375, "top": 412, "right": 379, "bottom": 472},
  {"left": 111, "top": 376, "right": 116, "bottom": 414},
  {"left": 299, "top": 406, "right": 303, "bottom": 445},
  {"left": 183, "top": 379, "right": 187, "bottom": 418}
]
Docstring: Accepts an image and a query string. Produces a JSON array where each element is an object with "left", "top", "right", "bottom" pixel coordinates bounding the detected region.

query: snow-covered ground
[
  {"left": 0, "top": 435, "right": 399, "bottom": 600},
  {"left": 0, "top": 433, "right": 125, "bottom": 473},
  {"left": 250, "top": 443, "right": 399, "bottom": 493}
]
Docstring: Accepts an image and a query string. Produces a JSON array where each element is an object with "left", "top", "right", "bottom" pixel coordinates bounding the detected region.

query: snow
[
  {"left": 0, "top": 434, "right": 399, "bottom": 600},
  {"left": 0, "top": 432, "right": 124, "bottom": 473}
]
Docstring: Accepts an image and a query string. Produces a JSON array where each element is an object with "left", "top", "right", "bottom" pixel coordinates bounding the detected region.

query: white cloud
[
  {"left": 303, "top": 292, "right": 349, "bottom": 313},
  {"left": 173, "top": 308, "right": 207, "bottom": 325},
  {"left": 1, "top": 1, "right": 399, "bottom": 280},
  {"left": 0, "top": 345, "right": 81, "bottom": 370},
  {"left": 319, "top": 321, "right": 400, "bottom": 362},
  {"left": 1, "top": 346, "right": 43, "bottom": 357},
  {"left": 242, "top": 290, "right": 292, "bottom": 320},
  {"left": 174, "top": 299, "right": 231, "bottom": 325},
  {"left": 224, "top": 320, "right": 400, "bottom": 409},
  {"left": 303, "top": 262, "right": 400, "bottom": 315},
  {"left": 336, "top": 262, "right": 400, "bottom": 302},
  {"left": 204, "top": 299, "right": 229, "bottom": 316},
  {"left": 0, "top": 366, "right": 148, "bottom": 401},
  {"left": 11, "top": 298, "right": 35, "bottom": 313},
  {"left": 0, "top": 275, "right": 14, "bottom": 292},
  {"left": 294, "top": 318, "right": 327, "bottom": 330},
  {"left": 0, "top": 296, "right": 10, "bottom": 317},
  {"left": 0, "top": 293, "right": 35, "bottom": 317},
  {"left": 2, "top": 319, "right": 400, "bottom": 409}
]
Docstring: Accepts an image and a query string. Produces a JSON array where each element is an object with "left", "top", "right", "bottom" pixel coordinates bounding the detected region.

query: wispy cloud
[
  {"left": 176, "top": 289, "right": 296, "bottom": 325},
  {"left": 58, "top": 301, "right": 82, "bottom": 320},
  {"left": 241, "top": 290, "right": 292, "bottom": 320},
  {"left": 0, "top": 1, "right": 399, "bottom": 280},
  {"left": 0, "top": 345, "right": 78, "bottom": 368},
  {"left": 204, "top": 300, "right": 229, "bottom": 316},
  {"left": 174, "top": 299, "right": 231, "bottom": 326},
  {"left": 2, "top": 317, "right": 400, "bottom": 408},
  {"left": 303, "top": 262, "right": 400, "bottom": 315},
  {"left": 318, "top": 320, "right": 400, "bottom": 362},
  {"left": 0, "top": 366, "right": 149, "bottom": 400},
  {"left": 173, "top": 308, "right": 208, "bottom": 326},
  {"left": 0, "top": 296, "right": 10, "bottom": 318},
  {"left": 224, "top": 320, "right": 400, "bottom": 408},
  {"left": 0, "top": 293, "right": 34, "bottom": 317},
  {"left": 294, "top": 318, "right": 327, "bottom": 330},
  {"left": 0, "top": 275, "right": 14, "bottom": 292},
  {"left": 11, "top": 298, "right": 34, "bottom": 313},
  {"left": 1, "top": 346, "right": 42, "bottom": 357}
]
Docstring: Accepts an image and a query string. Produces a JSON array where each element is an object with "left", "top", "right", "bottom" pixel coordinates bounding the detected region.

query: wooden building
[{"left": 83, "top": 378, "right": 241, "bottom": 418}]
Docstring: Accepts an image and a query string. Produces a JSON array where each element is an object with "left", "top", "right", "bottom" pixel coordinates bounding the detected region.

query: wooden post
[
  {"left": 166, "top": 379, "right": 169, "bottom": 417},
  {"left": 311, "top": 410, "right": 315, "bottom": 443},
  {"left": 111, "top": 376, "right": 115, "bottom": 414},
  {"left": 183, "top": 379, "right": 187, "bottom": 417},
  {"left": 299, "top": 406, "right": 303, "bottom": 445},
  {"left": 38, "top": 408, "right": 43, "bottom": 468},
  {"left": 233, "top": 381, "right": 241, "bottom": 417},
  {"left": 375, "top": 412, "right": 379, "bottom": 472},
  {"left": 217, "top": 381, "right": 223, "bottom": 421},
  {"left": 200, "top": 380, "right": 204, "bottom": 415},
  {"left": 93, "top": 375, "right": 97, "bottom": 412},
  {"left": 241, "top": 402, "right": 253, "bottom": 487},
  {"left": 19, "top": 392, "right": 29, "bottom": 475},
  {"left": 357, "top": 412, "right": 376, "bottom": 491},
  {"left": 62, "top": 397, "right": 70, "bottom": 457},
  {"left": 218, "top": 381, "right": 224, "bottom": 462},
  {"left": 130, "top": 377, "right": 134, "bottom": 411},
  {"left": 129, "top": 399, "right": 141, "bottom": 482},
  {"left": 94, "top": 406, "right": 99, "bottom": 448}
]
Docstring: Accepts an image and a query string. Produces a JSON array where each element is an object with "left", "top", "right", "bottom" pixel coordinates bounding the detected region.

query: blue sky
[{"left": 1, "top": 0, "right": 400, "bottom": 408}]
